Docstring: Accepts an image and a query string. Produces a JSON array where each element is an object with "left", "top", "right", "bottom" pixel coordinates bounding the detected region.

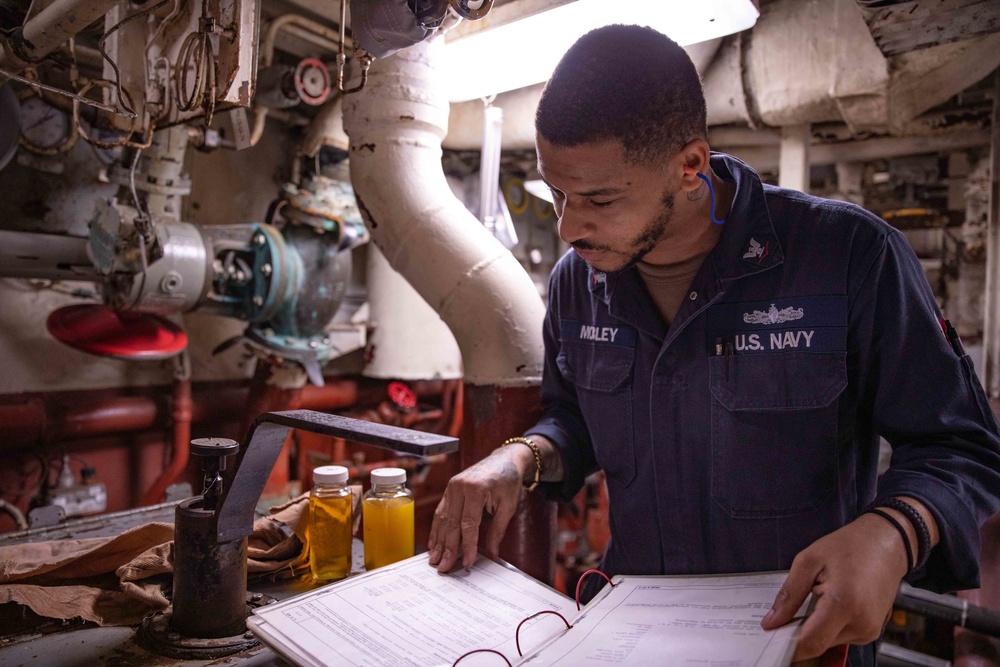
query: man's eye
[{"left": 591, "top": 199, "right": 616, "bottom": 208}]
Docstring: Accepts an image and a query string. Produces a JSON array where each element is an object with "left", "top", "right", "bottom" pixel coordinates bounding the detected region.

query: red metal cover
[{"left": 46, "top": 304, "right": 187, "bottom": 360}]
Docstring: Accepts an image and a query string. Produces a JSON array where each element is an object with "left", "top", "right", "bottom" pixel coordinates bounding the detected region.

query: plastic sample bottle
[
  {"left": 309, "top": 465, "right": 353, "bottom": 581},
  {"left": 362, "top": 468, "right": 414, "bottom": 570}
]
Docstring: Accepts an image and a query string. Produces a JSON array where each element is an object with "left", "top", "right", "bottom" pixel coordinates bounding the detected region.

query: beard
[{"left": 573, "top": 190, "right": 675, "bottom": 273}]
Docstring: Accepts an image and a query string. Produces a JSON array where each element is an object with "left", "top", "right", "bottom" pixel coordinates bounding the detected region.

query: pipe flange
[
  {"left": 447, "top": 0, "right": 493, "bottom": 20},
  {"left": 135, "top": 592, "right": 276, "bottom": 659}
]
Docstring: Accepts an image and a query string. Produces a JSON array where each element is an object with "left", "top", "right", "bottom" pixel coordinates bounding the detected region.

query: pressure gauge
[{"left": 18, "top": 92, "right": 76, "bottom": 156}]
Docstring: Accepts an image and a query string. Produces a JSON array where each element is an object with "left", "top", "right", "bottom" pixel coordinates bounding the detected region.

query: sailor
[{"left": 428, "top": 24, "right": 1000, "bottom": 666}]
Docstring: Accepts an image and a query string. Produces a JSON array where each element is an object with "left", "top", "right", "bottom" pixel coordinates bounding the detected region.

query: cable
[{"left": 97, "top": 0, "right": 170, "bottom": 119}]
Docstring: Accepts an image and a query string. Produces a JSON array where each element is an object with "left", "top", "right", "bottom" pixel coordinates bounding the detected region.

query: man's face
[{"left": 536, "top": 136, "right": 677, "bottom": 273}]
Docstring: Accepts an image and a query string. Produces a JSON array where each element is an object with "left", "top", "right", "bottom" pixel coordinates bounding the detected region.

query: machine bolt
[
  {"left": 309, "top": 340, "right": 319, "bottom": 349},
  {"left": 251, "top": 593, "right": 263, "bottom": 602},
  {"left": 244, "top": 631, "right": 255, "bottom": 639},
  {"left": 263, "top": 328, "right": 275, "bottom": 337},
  {"left": 253, "top": 295, "right": 264, "bottom": 307},
  {"left": 261, "top": 263, "right": 272, "bottom": 277},
  {"left": 253, "top": 233, "right": 266, "bottom": 246}
]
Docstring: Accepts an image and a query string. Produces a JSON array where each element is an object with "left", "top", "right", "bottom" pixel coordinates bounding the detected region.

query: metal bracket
[{"left": 214, "top": 409, "right": 459, "bottom": 542}]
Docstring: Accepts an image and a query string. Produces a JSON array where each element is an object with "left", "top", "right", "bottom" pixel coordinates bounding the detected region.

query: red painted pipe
[
  {"left": 0, "top": 401, "right": 46, "bottom": 442},
  {"left": 140, "top": 377, "right": 192, "bottom": 506},
  {"left": 0, "top": 378, "right": 447, "bottom": 452},
  {"left": 59, "top": 397, "right": 161, "bottom": 440}
]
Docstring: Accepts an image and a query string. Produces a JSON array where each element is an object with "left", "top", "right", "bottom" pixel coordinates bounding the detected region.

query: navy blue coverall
[{"left": 526, "top": 153, "right": 1000, "bottom": 666}]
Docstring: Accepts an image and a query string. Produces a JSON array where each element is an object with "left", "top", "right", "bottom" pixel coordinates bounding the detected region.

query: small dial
[{"left": 21, "top": 95, "right": 76, "bottom": 153}]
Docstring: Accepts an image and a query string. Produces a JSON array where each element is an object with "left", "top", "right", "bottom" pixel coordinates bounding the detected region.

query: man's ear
[{"left": 678, "top": 139, "right": 711, "bottom": 193}]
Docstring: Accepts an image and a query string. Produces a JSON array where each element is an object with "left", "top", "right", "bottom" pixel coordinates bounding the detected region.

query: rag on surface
[{"left": 0, "top": 493, "right": 320, "bottom": 627}]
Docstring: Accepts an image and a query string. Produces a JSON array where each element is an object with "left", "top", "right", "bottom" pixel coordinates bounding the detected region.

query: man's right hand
[{"left": 427, "top": 442, "right": 538, "bottom": 573}]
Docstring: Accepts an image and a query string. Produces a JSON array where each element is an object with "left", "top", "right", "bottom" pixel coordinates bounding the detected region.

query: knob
[{"left": 191, "top": 438, "right": 239, "bottom": 510}]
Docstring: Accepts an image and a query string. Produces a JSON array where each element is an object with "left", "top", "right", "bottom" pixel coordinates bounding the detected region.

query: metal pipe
[
  {"left": 262, "top": 14, "right": 341, "bottom": 69},
  {"left": 778, "top": 124, "right": 811, "bottom": 192},
  {"left": 141, "top": 356, "right": 193, "bottom": 506},
  {"left": 343, "top": 38, "right": 545, "bottom": 386},
  {"left": 0, "top": 230, "right": 96, "bottom": 280},
  {"left": 0, "top": 499, "right": 28, "bottom": 531},
  {"left": 0, "top": 0, "right": 120, "bottom": 72},
  {"left": 984, "top": 69, "right": 1000, "bottom": 399},
  {"left": 0, "top": 378, "right": 447, "bottom": 451},
  {"left": 895, "top": 583, "right": 1000, "bottom": 639}
]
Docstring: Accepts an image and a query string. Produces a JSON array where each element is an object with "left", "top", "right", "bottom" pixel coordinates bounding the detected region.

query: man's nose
[{"left": 557, "top": 203, "right": 591, "bottom": 245}]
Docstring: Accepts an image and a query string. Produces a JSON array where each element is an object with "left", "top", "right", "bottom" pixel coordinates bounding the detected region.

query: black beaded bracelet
[
  {"left": 865, "top": 508, "right": 914, "bottom": 574},
  {"left": 874, "top": 497, "right": 932, "bottom": 570}
]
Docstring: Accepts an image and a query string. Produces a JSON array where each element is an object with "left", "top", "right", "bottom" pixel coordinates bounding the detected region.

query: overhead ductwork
[
  {"left": 342, "top": 38, "right": 545, "bottom": 387},
  {"left": 704, "top": 0, "right": 1000, "bottom": 133},
  {"left": 438, "top": 0, "right": 1000, "bottom": 150}
]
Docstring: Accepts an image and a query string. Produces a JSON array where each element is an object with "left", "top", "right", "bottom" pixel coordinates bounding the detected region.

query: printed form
[
  {"left": 521, "top": 572, "right": 800, "bottom": 667},
  {"left": 249, "top": 553, "right": 575, "bottom": 667}
]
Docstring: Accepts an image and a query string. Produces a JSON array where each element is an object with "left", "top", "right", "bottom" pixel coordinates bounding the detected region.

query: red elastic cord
[
  {"left": 452, "top": 648, "right": 512, "bottom": 666},
  {"left": 575, "top": 569, "right": 615, "bottom": 610},
  {"left": 515, "top": 610, "right": 573, "bottom": 656}
]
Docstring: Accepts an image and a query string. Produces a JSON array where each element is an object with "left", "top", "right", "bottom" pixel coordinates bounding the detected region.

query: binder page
[
  {"left": 518, "top": 572, "right": 801, "bottom": 667},
  {"left": 249, "top": 553, "right": 574, "bottom": 667}
]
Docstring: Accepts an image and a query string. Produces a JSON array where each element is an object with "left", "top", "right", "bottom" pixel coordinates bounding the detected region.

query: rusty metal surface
[
  {"left": 0, "top": 625, "right": 288, "bottom": 667},
  {"left": 0, "top": 500, "right": 181, "bottom": 545},
  {"left": 857, "top": 0, "right": 1000, "bottom": 56},
  {"left": 0, "top": 507, "right": 368, "bottom": 665},
  {"left": 171, "top": 501, "right": 249, "bottom": 639}
]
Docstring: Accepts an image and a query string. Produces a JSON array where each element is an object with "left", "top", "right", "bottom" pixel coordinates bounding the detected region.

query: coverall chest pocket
[
  {"left": 557, "top": 342, "right": 636, "bottom": 486},
  {"left": 709, "top": 351, "right": 847, "bottom": 518}
]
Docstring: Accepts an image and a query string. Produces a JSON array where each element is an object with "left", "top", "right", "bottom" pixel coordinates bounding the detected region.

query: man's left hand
[{"left": 760, "top": 512, "right": 909, "bottom": 660}]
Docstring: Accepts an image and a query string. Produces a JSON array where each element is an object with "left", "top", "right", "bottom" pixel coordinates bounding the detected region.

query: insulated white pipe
[
  {"left": 343, "top": 38, "right": 545, "bottom": 386},
  {"left": 0, "top": 0, "right": 120, "bottom": 71},
  {"left": 364, "top": 245, "right": 462, "bottom": 381}
]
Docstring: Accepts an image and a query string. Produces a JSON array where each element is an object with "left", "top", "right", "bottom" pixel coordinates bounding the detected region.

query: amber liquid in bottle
[
  {"left": 309, "top": 470, "right": 353, "bottom": 581},
  {"left": 363, "top": 482, "right": 414, "bottom": 570}
]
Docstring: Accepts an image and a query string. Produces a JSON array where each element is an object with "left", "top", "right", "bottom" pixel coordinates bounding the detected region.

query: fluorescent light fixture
[{"left": 443, "top": 0, "right": 760, "bottom": 102}]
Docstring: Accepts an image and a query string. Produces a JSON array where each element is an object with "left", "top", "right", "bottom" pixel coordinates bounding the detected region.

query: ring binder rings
[{"left": 249, "top": 553, "right": 826, "bottom": 667}]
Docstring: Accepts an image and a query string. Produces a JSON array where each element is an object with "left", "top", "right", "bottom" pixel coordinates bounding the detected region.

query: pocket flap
[
  {"left": 557, "top": 343, "right": 634, "bottom": 393},
  {"left": 710, "top": 352, "right": 847, "bottom": 411}
]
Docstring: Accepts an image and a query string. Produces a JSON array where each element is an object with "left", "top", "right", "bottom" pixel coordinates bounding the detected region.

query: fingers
[
  {"left": 762, "top": 552, "right": 821, "bottom": 630},
  {"left": 435, "top": 492, "right": 466, "bottom": 572},
  {"left": 483, "top": 496, "right": 519, "bottom": 559},
  {"left": 791, "top": 590, "right": 848, "bottom": 661},
  {"left": 427, "top": 497, "right": 447, "bottom": 565},
  {"left": 461, "top": 504, "right": 483, "bottom": 570}
]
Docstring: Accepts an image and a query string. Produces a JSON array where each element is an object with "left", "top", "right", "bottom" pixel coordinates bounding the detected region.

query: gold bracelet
[{"left": 501, "top": 436, "right": 542, "bottom": 492}]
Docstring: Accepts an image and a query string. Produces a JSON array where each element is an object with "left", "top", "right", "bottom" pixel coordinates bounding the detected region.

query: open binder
[{"left": 249, "top": 553, "right": 838, "bottom": 666}]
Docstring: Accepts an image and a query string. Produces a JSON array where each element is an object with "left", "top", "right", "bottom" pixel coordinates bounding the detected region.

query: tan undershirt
[
  {"left": 637, "top": 176, "right": 732, "bottom": 325},
  {"left": 636, "top": 251, "right": 714, "bottom": 325}
]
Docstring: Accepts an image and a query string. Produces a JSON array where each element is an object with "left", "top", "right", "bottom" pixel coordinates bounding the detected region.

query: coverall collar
[{"left": 587, "top": 153, "right": 784, "bottom": 339}]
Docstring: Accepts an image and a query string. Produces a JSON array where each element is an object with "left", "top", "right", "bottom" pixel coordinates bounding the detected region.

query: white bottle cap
[
  {"left": 313, "top": 465, "right": 349, "bottom": 484},
  {"left": 371, "top": 467, "right": 406, "bottom": 485}
]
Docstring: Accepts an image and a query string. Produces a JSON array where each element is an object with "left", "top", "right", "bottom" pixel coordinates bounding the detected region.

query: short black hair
[{"left": 535, "top": 24, "right": 707, "bottom": 166}]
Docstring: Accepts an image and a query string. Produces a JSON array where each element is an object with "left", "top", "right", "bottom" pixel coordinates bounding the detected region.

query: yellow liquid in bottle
[
  {"left": 309, "top": 494, "right": 353, "bottom": 581},
  {"left": 363, "top": 496, "right": 414, "bottom": 570}
]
